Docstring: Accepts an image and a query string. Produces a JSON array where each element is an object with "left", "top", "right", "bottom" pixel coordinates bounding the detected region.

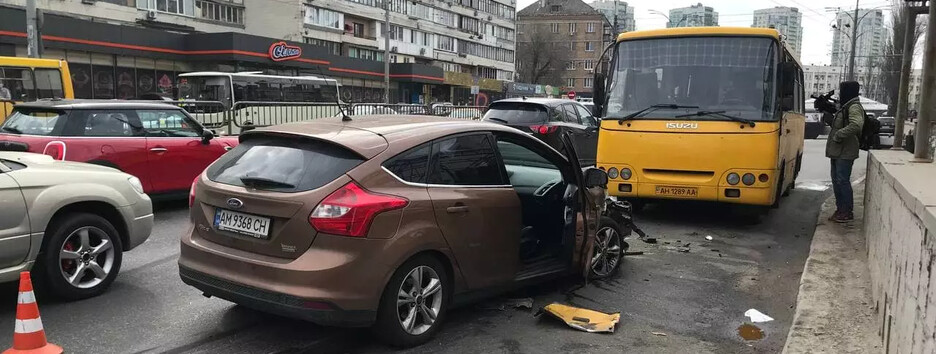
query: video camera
[{"left": 811, "top": 90, "right": 838, "bottom": 126}]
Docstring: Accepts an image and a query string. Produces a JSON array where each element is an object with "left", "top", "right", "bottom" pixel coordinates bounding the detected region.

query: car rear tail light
[
  {"left": 529, "top": 125, "right": 558, "bottom": 134},
  {"left": 309, "top": 182, "right": 408, "bottom": 237},
  {"left": 42, "top": 141, "right": 66, "bottom": 160},
  {"left": 189, "top": 175, "right": 199, "bottom": 207}
]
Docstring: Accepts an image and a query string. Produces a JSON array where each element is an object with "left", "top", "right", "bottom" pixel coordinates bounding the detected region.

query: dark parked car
[
  {"left": 180, "top": 116, "right": 616, "bottom": 347},
  {"left": 877, "top": 116, "right": 895, "bottom": 135},
  {"left": 482, "top": 98, "right": 599, "bottom": 166}
]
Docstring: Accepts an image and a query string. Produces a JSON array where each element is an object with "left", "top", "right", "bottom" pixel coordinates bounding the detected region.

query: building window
[
  {"left": 570, "top": 41, "right": 575, "bottom": 50},
  {"left": 303, "top": 37, "right": 341, "bottom": 55},
  {"left": 567, "top": 78, "right": 575, "bottom": 88},
  {"left": 436, "top": 10, "right": 457, "bottom": 27},
  {"left": 351, "top": 22, "right": 365, "bottom": 38},
  {"left": 348, "top": 0, "right": 378, "bottom": 6},
  {"left": 138, "top": 0, "right": 194, "bottom": 15},
  {"left": 436, "top": 35, "right": 456, "bottom": 52},
  {"left": 566, "top": 61, "right": 576, "bottom": 70},
  {"left": 569, "top": 23, "right": 576, "bottom": 33},
  {"left": 550, "top": 5, "right": 561, "bottom": 12},
  {"left": 195, "top": 1, "right": 244, "bottom": 24},
  {"left": 586, "top": 22, "right": 595, "bottom": 33},
  {"left": 551, "top": 23, "right": 559, "bottom": 33},
  {"left": 304, "top": 5, "right": 343, "bottom": 29},
  {"left": 585, "top": 41, "right": 594, "bottom": 51},
  {"left": 349, "top": 47, "right": 384, "bottom": 62},
  {"left": 584, "top": 78, "right": 593, "bottom": 88},
  {"left": 583, "top": 59, "right": 595, "bottom": 70}
]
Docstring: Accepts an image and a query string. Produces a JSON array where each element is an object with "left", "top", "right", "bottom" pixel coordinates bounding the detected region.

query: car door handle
[
  {"left": 446, "top": 205, "right": 470, "bottom": 213},
  {"left": 150, "top": 147, "right": 168, "bottom": 153}
]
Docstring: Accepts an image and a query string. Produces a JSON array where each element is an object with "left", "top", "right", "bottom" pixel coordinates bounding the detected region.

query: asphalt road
[{"left": 0, "top": 139, "right": 866, "bottom": 354}]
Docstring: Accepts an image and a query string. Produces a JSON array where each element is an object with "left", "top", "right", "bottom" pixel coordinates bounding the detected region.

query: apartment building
[
  {"left": 831, "top": 8, "right": 885, "bottom": 70},
  {"left": 668, "top": 3, "right": 718, "bottom": 28},
  {"left": 517, "top": 0, "right": 610, "bottom": 98},
  {"left": 0, "top": 0, "right": 517, "bottom": 104},
  {"left": 589, "top": 0, "right": 635, "bottom": 34},
  {"left": 752, "top": 6, "right": 802, "bottom": 60}
]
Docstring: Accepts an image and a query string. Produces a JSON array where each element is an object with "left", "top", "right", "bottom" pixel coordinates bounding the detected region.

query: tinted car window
[
  {"left": 483, "top": 103, "right": 548, "bottom": 125},
  {"left": 384, "top": 143, "right": 431, "bottom": 184},
  {"left": 138, "top": 110, "right": 201, "bottom": 137},
  {"left": 574, "top": 104, "right": 598, "bottom": 127},
  {"left": 549, "top": 106, "right": 565, "bottom": 122},
  {"left": 34, "top": 69, "right": 65, "bottom": 99},
  {"left": 1, "top": 109, "right": 63, "bottom": 136},
  {"left": 0, "top": 159, "right": 26, "bottom": 171},
  {"left": 207, "top": 136, "right": 364, "bottom": 192},
  {"left": 497, "top": 140, "right": 556, "bottom": 169},
  {"left": 562, "top": 104, "right": 581, "bottom": 124},
  {"left": 428, "top": 134, "right": 504, "bottom": 186},
  {"left": 82, "top": 111, "right": 141, "bottom": 137}
]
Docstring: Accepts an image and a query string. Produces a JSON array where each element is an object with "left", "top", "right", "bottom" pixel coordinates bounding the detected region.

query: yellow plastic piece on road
[{"left": 541, "top": 303, "right": 621, "bottom": 333}]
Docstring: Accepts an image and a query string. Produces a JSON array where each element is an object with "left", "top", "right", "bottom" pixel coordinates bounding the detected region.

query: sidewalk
[{"left": 783, "top": 182, "right": 880, "bottom": 354}]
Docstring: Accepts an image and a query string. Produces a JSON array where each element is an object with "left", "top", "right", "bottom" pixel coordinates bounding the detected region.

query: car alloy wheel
[
  {"left": 59, "top": 226, "right": 116, "bottom": 289},
  {"left": 591, "top": 225, "right": 623, "bottom": 278},
  {"left": 396, "top": 266, "right": 443, "bottom": 336}
]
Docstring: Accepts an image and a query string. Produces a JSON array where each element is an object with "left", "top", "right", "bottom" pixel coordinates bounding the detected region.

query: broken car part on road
[{"left": 538, "top": 303, "right": 621, "bottom": 333}]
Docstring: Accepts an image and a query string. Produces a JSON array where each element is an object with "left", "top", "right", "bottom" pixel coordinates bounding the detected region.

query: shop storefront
[
  {"left": 443, "top": 71, "right": 505, "bottom": 106},
  {"left": 0, "top": 6, "right": 443, "bottom": 103}
]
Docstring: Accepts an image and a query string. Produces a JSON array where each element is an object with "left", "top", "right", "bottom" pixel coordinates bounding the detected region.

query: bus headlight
[
  {"left": 620, "top": 168, "right": 632, "bottom": 180},
  {"left": 742, "top": 173, "right": 756, "bottom": 186},
  {"left": 607, "top": 167, "right": 619, "bottom": 179},
  {"left": 727, "top": 173, "right": 740, "bottom": 185}
]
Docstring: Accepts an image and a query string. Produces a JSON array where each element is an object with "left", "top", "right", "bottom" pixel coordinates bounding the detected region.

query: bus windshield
[{"left": 606, "top": 36, "right": 778, "bottom": 121}]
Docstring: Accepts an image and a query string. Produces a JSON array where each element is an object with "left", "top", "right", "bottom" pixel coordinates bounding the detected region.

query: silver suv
[{"left": 0, "top": 152, "right": 153, "bottom": 299}]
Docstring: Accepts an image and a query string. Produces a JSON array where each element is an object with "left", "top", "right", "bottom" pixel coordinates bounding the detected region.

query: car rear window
[
  {"left": 206, "top": 135, "right": 364, "bottom": 192},
  {"left": 1, "top": 109, "right": 64, "bottom": 136},
  {"left": 484, "top": 103, "right": 548, "bottom": 125}
]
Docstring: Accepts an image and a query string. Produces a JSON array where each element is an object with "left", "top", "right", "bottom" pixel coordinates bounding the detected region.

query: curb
[{"left": 782, "top": 181, "right": 878, "bottom": 354}]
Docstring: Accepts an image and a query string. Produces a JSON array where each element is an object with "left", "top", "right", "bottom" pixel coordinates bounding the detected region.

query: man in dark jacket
[{"left": 827, "top": 81, "right": 865, "bottom": 222}]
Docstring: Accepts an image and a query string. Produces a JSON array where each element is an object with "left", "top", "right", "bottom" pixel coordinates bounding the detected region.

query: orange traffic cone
[{"left": 3, "top": 272, "right": 62, "bottom": 354}]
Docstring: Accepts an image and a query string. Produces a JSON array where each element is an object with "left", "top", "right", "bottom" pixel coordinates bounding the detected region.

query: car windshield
[
  {"left": 606, "top": 36, "right": 778, "bottom": 121},
  {"left": 1, "top": 109, "right": 64, "bottom": 135},
  {"left": 206, "top": 136, "right": 364, "bottom": 193},
  {"left": 484, "top": 103, "right": 548, "bottom": 125}
]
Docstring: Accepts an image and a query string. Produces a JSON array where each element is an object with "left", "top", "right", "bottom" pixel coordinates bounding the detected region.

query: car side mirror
[
  {"left": 584, "top": 168, "right": 608, "bottom": 188},
  {"left": 593, "top": 72, "right": 606, "bottom": 116},
  {"left": 201, "top": 130, "right": 214, "bottom": 144}
]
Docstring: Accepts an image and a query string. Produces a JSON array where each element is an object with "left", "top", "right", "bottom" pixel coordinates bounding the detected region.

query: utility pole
[
  {"left": 26, "top": 0, "right": 39, "bottom": 58},
  {"left": 383, "top": 0, "right": 391, "bottom": 104},
  {"left": 613, "top": 0, "right": 618, "bottom": 34},
  {"left": 894, "top": 5, "right": 917, "bottom": 150},
  {"left": 847, "top": 0, "right": 859, "bottom": 81},
  {"left": 912, "top": 0, "right": 935, "bottom": 161}
]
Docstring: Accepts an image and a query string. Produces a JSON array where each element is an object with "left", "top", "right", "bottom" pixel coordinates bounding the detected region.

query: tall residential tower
[{"left": 752, "top": 6, "right": 803, "bottom": 59}]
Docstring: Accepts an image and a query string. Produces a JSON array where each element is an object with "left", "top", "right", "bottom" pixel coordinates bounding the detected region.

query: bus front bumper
[{"left": 608, "top": 181, "right": 775, "bottom": 206}]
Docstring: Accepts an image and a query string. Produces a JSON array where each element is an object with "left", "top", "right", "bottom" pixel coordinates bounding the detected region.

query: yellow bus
[
  {"left": 0, "top": 56, "right": 74, "bottom": 124},
  {"left": 592, "top": 27, "right": 805, "bottom": 209}
]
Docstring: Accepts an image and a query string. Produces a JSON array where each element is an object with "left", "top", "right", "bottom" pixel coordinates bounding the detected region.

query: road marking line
[{"left": 852, "top": 175, "right": 866, "bottom": 186}]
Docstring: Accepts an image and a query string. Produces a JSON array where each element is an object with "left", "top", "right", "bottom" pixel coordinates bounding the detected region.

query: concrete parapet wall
[{"left": 864, "top": 150, "right": 936, "bottom": 353}]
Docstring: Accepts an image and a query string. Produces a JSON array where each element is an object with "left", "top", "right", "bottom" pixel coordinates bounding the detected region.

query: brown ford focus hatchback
[{"left": 179, "top": 116, "right": 611, "bottom": 347}]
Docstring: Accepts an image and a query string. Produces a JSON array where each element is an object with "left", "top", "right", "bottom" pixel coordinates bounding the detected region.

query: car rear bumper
[
  {"left": 178, "top": 224, "right": 395, "bottom": 327},
  {"left": 179, "top": 265, "right": 376, "bottom": 327}
]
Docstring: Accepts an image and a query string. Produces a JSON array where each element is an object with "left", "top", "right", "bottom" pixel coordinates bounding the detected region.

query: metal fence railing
[{"left": 347, "top": 103, "right": 487, "bottom": 120}]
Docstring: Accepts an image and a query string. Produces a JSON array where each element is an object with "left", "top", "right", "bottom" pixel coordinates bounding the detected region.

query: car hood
[{"left": 0, "top": 152, "right": 119, "bottom": 173}]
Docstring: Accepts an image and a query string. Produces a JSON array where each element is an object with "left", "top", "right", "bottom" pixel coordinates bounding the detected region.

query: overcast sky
[{"left": 515, "top": 0, "right": 897, "bottom": 66}]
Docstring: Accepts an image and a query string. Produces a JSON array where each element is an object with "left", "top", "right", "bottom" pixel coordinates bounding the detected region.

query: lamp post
[
  {"left": 827, "top": 3, "right": 889, "bottom": 81},
  {"left": 383, "top": 0, "right": 391, "bottom": 104}
]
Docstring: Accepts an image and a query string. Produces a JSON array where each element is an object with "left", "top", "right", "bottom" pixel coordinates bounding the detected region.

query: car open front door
[
  {"left": 0, "top": 170, "right": 29, "bottom": 269},
  {"left": 560, "top": 133, "right": 603, "bottom": 280},
  {"left": 425, "top": 133, "right": 522, "bottom": 290}
]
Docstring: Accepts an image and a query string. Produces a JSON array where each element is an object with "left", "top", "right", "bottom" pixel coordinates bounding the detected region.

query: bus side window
[
  {"left": 0, "top": 67, "right": 36, "bottom": 101},
  {"left": 34, "top": 69, "right": 65, "bottom": 99}
]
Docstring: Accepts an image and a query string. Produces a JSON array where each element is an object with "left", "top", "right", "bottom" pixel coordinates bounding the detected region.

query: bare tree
[
  {"left": 880, "top": 0, "right": 926, "bottom": 115},
  {"left": 516, "top": 23, "right": 570, "bottom": 86}
]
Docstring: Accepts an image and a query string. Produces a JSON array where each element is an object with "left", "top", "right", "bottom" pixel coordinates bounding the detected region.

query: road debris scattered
[
  {"left": 623, "top": 251, "right": 644, "bottom": 256},
  {"left": 705, "top": 235, "right": 714, "bottom": 241},
  {"left": 744, "top": 309, "right": 774, "bottom": 323},
  {"left": 651, "top": 331, "right": 667, "bottom": 336},
  {"left": 478, "top": 297, "right": 534, "bottom": 311},
  {"left": 537, "top": 303, "right": 620, "bottom": 333}
]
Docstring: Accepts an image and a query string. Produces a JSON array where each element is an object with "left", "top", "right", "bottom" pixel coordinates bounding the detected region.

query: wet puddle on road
[{"left": 737, "top": 323, "right": 764, "bottom": 341}]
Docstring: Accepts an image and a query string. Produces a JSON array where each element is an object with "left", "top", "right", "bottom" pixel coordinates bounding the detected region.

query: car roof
[
  {"left": 246, "top": 115, "right": 519, "bottom": 158},
  {"left": 491, "top": 98, "right": 580, "bottom": 108},
  {"left": 13, "top": 99, "right": 186, "bottom": 111}
]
